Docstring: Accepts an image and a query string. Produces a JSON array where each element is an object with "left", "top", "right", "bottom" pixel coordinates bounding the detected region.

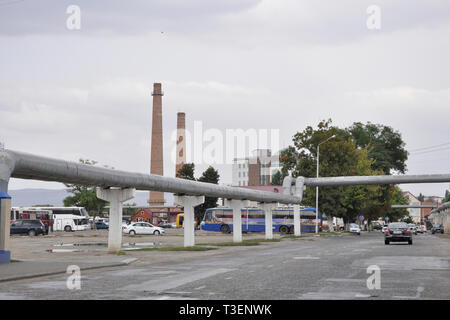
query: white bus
[{"left": 33, "top": 207, "right": 90, "bottom": 232}]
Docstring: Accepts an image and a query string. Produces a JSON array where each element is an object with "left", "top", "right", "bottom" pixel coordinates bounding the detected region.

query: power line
[
  {"left": 0, "top": 0, "right": 25, "bottom": 7},
  {"left": 409, "top": 141, "right": 450, "bottom": 153},
  {"left": 410, "top": 145, "right": 450, "bottom": 155}
]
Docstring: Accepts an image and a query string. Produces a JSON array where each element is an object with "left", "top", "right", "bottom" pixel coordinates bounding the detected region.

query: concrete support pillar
[
  {"left": 225, "top": 199, "right": 250, "bottom": 243},
  {"left": 293, "top": 204, "right": 301, "bottom": 236},
  {"left": 0, "top": 191, "right": 11, "bottom": 263},
  {"left": 259, "top": 202, "right": 276, "bottom": 240},
  {"left": 1, "top": 145, "right": 14, "bottom": 263},
  {"left": 174, "top": 195, "right": 205, "bottom": 247},
  {"left": 97, "top": 188, "right": 135, "bottom": 253}
]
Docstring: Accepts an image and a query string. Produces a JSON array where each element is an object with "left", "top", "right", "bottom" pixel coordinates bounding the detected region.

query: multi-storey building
[
  {"left": 232, "top": 149, "right": 282, "bottom": 187},
  {"left": 403, "top": 191, "right": 421, "bottom": 223}
]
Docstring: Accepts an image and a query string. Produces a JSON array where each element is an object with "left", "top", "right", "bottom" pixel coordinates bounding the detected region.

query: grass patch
[
  {"left": 75, "top": 235, "right": 85, "bottom": 237},
  {"left": 319, "top": 231, "right": 349, "bottom": 236},
  {"left": 198, "top": 238, "right": 281, "bottom": 247},
  {"left": 281, "top": 235, "right": 306, "bottom": 239},
  {"left": 10, "top": 259, "right": 21, "bottom": 263},
  {"left": 133, "top": 246, "right": 218, "bottom": 252},
  {"left": 198, "top": 241, "right": 260, "bottom": 247},
  {"left": 117, "top": 251, "right": 127, "bottom": 256}
]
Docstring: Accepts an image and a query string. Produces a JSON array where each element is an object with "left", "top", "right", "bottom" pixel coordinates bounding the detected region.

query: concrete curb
[{"left": 0, "top": 258, "right": 138, "bottom": 283}]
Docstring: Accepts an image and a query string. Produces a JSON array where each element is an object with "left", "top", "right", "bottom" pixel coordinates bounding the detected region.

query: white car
[
  {"left": 122, "top": 222, "right": 165, "bottom": 235},
  {"left": 349, "top": 223, "right": 361, "bottom": 235}
]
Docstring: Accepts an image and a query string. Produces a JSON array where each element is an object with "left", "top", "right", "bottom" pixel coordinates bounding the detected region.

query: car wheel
[
  {"left": 384, "top": 240, "right": 389, "bottom": 245},
  {"left": 64, "top": 226, "right": 72, "bottom": 232},
  {"left": 28, "top": 230, "right": 36, "bottom": 236},
  {"left": 408, "top": 239, "right": 413, "bottom": 245},
  {"left": 153, "top": 230, "right": 160, "bottom": 235},
  {"left": 357, "top": 233, "right": 360, "bottom": 235},
  {"left": 220, "top": 224, "right": 230, "bottom": 234},
  {"left": 279, "top": 225, "right": 289, "bottom": 234},
  {"left": 129, "top": 230, "right": 136, "bottom": 235}
]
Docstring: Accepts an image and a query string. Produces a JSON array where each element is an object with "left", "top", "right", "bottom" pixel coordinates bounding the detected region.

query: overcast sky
[{"left": 1, "top": 0, "right": 450, "bottom": 199}]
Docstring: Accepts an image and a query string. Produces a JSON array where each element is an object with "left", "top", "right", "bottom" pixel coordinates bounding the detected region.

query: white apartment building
[{"left": 403, "top": 191, "right": 421, "bottom": 223}]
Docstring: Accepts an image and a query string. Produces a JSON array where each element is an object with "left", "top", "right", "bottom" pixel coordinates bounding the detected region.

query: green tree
[
  {"left": 176, "top": 163, "right": 195, "bottom": 180},
  {"left": 344, "top": 122, "right": 408, "bottom": 175},
  {"left": 443, "top": 189, "right": 450, "bottom": 203},
  {"left": 271, "top": 170, "right": 287, "bottom": 186},
  {"left": 280, "top": 119, "right": 383, "bottom": 229},
  {"left": 418, "top": 193, "right": 425, "bottom": 202},
  {"left": 195, "top": 166, "right": 220, "bottom": 223},
  {"left": 63, "top": 159, "right": 108, "bottom": 228},
  {"left": 383, "top": 186, "right": 409, "bottom": 222},
  {"left": 176, "top": 164, "right": 221, "bottom": 224}
]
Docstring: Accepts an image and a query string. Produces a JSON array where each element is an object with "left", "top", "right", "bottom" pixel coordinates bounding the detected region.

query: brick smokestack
[
  {"left": 175, "top": 112, "right": 186, "bottom": 176},
  {"left": 149, "top": 83, "right": 165, "bottom": 205}
]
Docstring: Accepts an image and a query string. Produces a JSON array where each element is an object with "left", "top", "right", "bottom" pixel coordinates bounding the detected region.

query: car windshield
[
  {"left": 350, "top": 224, "right": 358, "bottom": 227},
  {"left": 388, "top": 222, "right": 407, "bottom": 228}
]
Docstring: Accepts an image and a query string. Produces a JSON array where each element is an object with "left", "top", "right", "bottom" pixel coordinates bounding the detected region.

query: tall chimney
[
  {"left": 149, "top": 83, "right": 165, "bottom": 205},
  {"left": 175, "top": 112, "right": 186, "bottom": 176}
]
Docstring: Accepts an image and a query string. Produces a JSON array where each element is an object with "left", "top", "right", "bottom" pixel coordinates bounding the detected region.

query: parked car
[
  {"left": 10, "top": 219, "right": 46, "bottom": 236},
  {"left": 349, "top": 223, "right": 361, "bottom": 235},
  {"left": 95, "top": 222, "right": 109, "bottom": 230},
  {"left": 431, "top": 224, "right": 444, "bottom": 234},
  {"left": 385, "top": 222, "right": 412, "bottom": 245},
  {"left": 373, "top": 223, "right": 383, "bottom": 230},
  {"left": 407, "top": 224, "right": 418, "bottom": 235},
  {"left": 158, "top": 222, "right": 177, "bottom": 229},
  {"left": 382, "top": 225, "right": 389, "bottom": 233},
  {"left": 122, "top": 222, "right": 165, "bottom": 235},
  {"left": 416, "top": 225, "right": 427, "bottom": 233}
]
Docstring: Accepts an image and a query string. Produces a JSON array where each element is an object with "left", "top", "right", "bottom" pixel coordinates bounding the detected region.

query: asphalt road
[{"left": 0, "top": 232, "right": 449, "bottom": 300}]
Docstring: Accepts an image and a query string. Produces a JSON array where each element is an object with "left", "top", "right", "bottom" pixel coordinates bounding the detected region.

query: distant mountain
[{"left": 8, "top": 189, "right": 174, "bottom": 207}]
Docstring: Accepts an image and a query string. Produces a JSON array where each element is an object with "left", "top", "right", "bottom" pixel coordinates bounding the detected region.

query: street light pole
[
  {"left": 316, "top": 145, "right": 319, "bottom": 234},
  {"left": 316, "top": 134, "right": 336, "bottom": 234}
]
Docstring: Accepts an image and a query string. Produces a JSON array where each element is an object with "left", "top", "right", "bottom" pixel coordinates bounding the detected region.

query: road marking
[
  {"left": 293, "top": 256, "right": 320, "bottom": 260},
  {"left": 194, "top": 285, "right": 206, "bottom": 290},
  {"left": 393, "top": 286, "right": 425, "bottom": 299}
]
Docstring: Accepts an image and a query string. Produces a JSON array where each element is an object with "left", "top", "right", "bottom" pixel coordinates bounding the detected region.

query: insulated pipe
[
  {"left": 4, "top": 150, "right": 301, "bottom": 204},
  {"left": 304, "top": 175, "right": 450, "bottom": 187}
]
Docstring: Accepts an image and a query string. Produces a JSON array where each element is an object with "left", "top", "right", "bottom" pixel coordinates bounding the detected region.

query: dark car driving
[
  {"left": 431, "top": 224, "right": 444, "bottom": 234},
  {"left": 10, "top": 219, "right": 46, "bottom": 236},
  {"left": 385, "top": 222, "right": 413, "bottom": 245},
  {"left": 95, "top": 222, "right": 109, "bottom": 230}
]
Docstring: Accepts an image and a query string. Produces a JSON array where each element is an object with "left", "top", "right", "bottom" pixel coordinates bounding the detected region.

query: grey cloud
[{"left": 0, "top": 0, "right": 260, "bottom": 35}]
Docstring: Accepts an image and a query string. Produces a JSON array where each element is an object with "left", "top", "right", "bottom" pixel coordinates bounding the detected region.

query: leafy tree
[
  {"left": 383, "top": 186, "right": 409, "bottom": 222},
  {"left": 344, "top": 122, "right": 408, "bottom": 175},
  {"left": 176, "top": 164, "right": 220, "bottom": 224},
  {"left": 195, "top": 166, "right": 220, "bottom": 223},
  {"left": 271, "top": 170, "right": 288, "bottom": 186},
  {"left": 176, "top": 163, "right": 195, "bottom": 180},
  {"left": 417, "top": 193, "right": 425, "bottom": 202},
  {"left": 63, "top": 159, "right": 108, "bottom": 228},
  {"left": 443, "top": 189, "right": 450, "bottom": 203},
  {"left": 280, "top": 119, "right": 383, "bottom": 228}
]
